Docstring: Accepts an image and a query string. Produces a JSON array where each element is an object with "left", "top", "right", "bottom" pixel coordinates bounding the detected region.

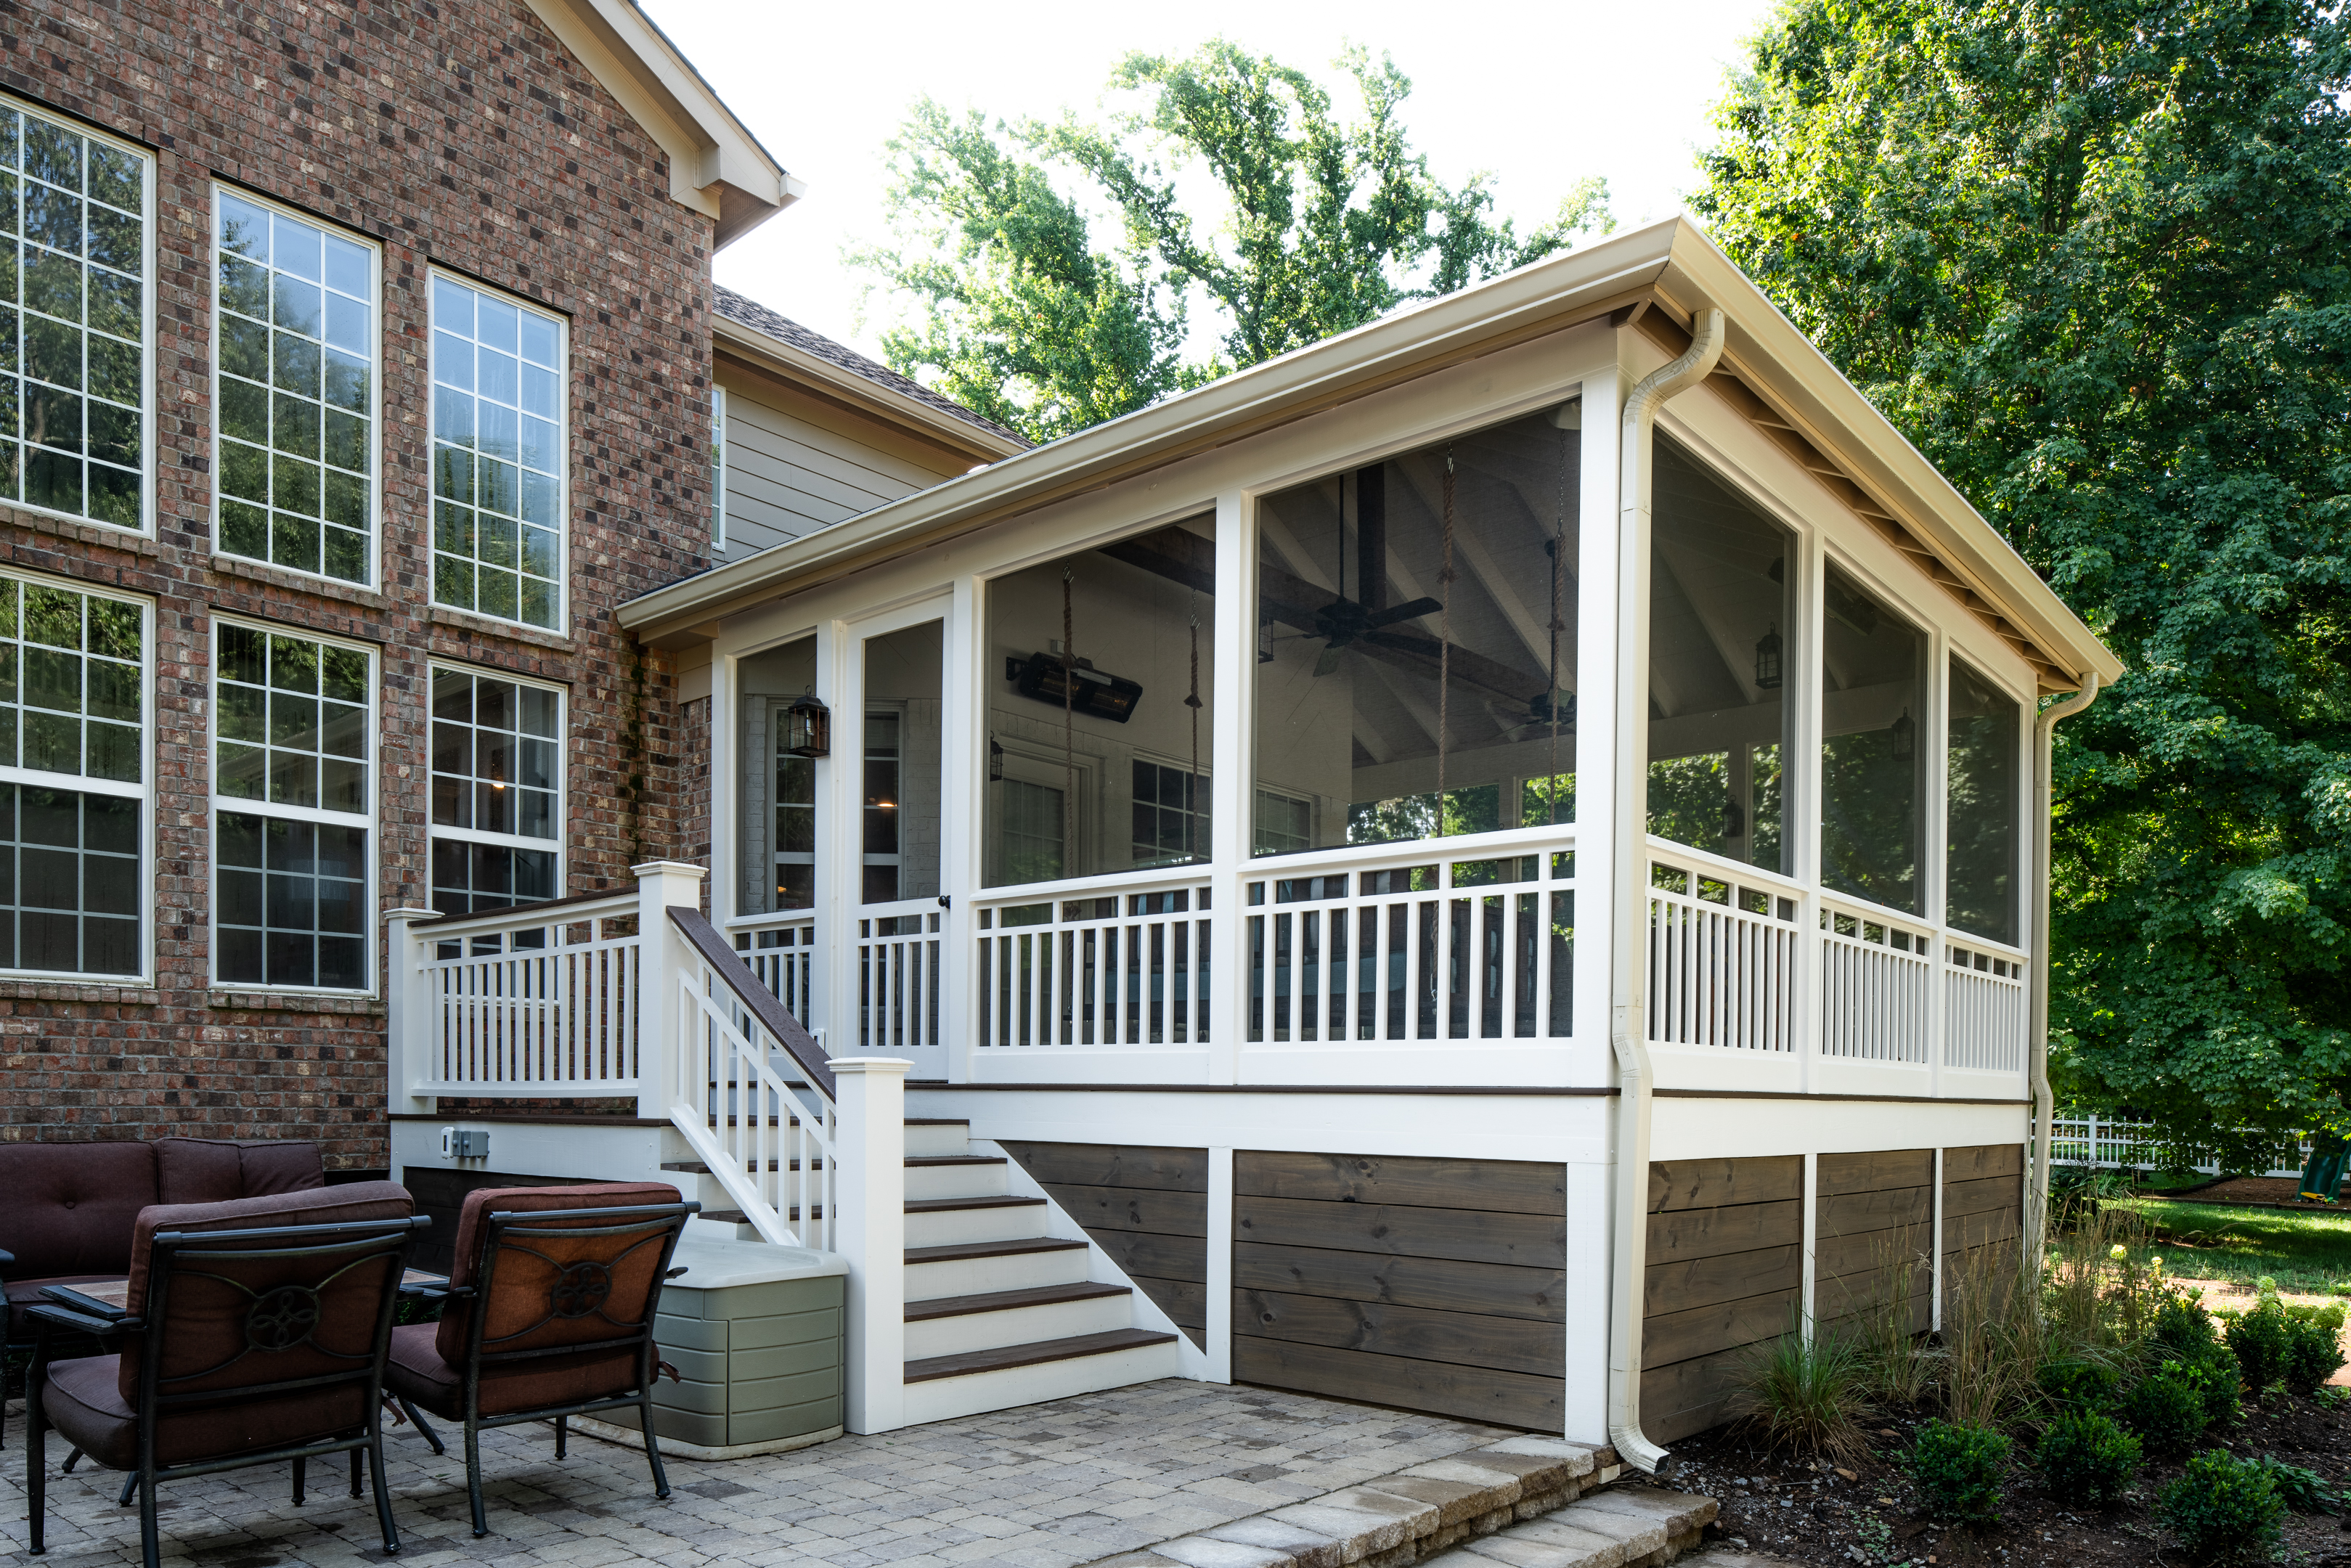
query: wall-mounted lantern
[
  {"left": 1891, "top": 707, "right": 1915, "bottom": 762},
  {"left": 988, "top": 737, "right": 1005, "bottom": 782},
  {"left": 1753, "top": 624, "right": 1783, "bottom": 690},
  {"left": 782, "top": 693, "right": 831, "bottom": 758}
]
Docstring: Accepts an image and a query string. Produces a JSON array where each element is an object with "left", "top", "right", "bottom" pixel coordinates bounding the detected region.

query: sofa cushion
[
  {"left": 153, "top": 1138, "right": 325, "bottom": 1205},
  {"left": 0, "top": 1141, "right": 158, "bottom": 1282},
  {"left": 386, "top": 1320, "right": 645, "bottom": 1420},
  {"left": 435, "top": 1183, "right": 681, "bottom": 1365},
  {"left": 45, "top": 1352, "right": 371, "bottom": 1471}
]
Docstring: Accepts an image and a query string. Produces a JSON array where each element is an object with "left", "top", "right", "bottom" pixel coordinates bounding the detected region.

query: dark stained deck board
[
  {"left": 1814, "top": 1228, "right": 1933, "bottom": 1283},
  {"left": 1234, "top": 1334, "right": 1562, "bottom": 1432},
  {"left": 1942, "top": 1143, "right": 2023, "bottom": 1182},
  {"left": 1644, "top": 1244, "right": 1803, "bottom": 1317},
  {"left": 1236, "top": 1241, "right": 1565, "bottom": 1323},
  {"left": 1816, "top": 1149, "right": 1934, "bottom": 1196},
  {"left": 1642, "top": 1154, "right": 1804, "bottom": 1437},
  {"left": 1942, "top": 1173, "right": 2026, "bottom": 1219},
  {"left": 1234, "top": 1194, "right": 1564, "bottom": 1267},
  {"left": 1815, "top": 1185, "right": 1934, "bottom": 1236},
  {"left": 1032, "top": 1181, "right": 1211, "bottom": 1237},
  {"left": 904, "top": 1326, "right": 1177, "bottom": 1383},
  {"left": 1234, "top": 1288, "right": 1564, "bottom": 1379},
  {"left": 1645, "top": 1198, "right": 1804, "bottom": 1263},
  {"left": 1237, "top": 1151, "right": 1566, "bottom": 1215},
  {"left": 1642, "top": 1342, "right": 1760, "bottom": 1444},
  {"left": 1649, "top": 1156, "right": 1804, "bottom": 1214},
  {"left": 997, "top": 1141, "right": 1210, "bottom": 1193},
  {"left": 1642, "top": 1286, "right": 1805, "bottom": 1369},
  {"left": 997, "top": 1141, "right": 1212, "bottom": 1343}
]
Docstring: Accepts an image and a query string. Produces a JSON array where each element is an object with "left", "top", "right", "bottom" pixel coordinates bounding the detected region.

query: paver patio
[{"left": 2, "top": 1379, "right": 1519, "bottom": 1568}]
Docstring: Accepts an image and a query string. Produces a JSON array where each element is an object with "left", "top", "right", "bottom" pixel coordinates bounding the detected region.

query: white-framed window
[
  {"left": 0, "top": 97, "right": 153, "bottom": 531},
  {"left": 212, "top": 188, "right": 378, "bottom": 584},
  {"left": 429, "top": 275, "right": 565, "bottom": 630},
  {"left": 0, "top": 571, "right": 150, "bottom": 978},
  {"left": 211, "top": 621, "right": 373, "bottom": 992},
  {"left": 428, "top": 664, "right": 563, "bottom": 915}
]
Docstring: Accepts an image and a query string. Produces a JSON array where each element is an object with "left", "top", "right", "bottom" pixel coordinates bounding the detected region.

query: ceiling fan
[
  {"left": 1493, "top": 689, "right": 1577, "bottom": 738},
  {"left": 1276, "top": 462, "right": 1442, "bottom": 677}
]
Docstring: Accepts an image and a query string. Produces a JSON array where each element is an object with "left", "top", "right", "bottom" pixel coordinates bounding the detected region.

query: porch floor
[{"left": 6, "top": 1381, "right": 1534, "bottom": 1568}]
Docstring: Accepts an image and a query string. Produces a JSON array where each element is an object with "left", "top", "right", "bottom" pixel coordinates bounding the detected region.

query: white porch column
[
  {"left": 383, "top": 906, "right": 442, "bottom": 1116},
  {"left": 830, "top": 1055, "right": 910, "bottom": 1434},
  {"left": 635, "top": 859, "right": 709, "bottom": 1120}
]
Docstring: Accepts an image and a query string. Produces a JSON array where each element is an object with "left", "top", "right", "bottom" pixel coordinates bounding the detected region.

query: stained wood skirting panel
[
  {"left": 1814, "top": 1149, "right": 1934, "bottom": 1336},
  {"left": 1642, "top": 1155, "right": 1802, "bottom": 1444},
  {"left": 999, "top": 1141, "right": 1208, "bottom": 1347},
  {"left": 1941, "top": 1143, "right": 2024, "bottom": 1311},
  {"left": 1233, "top": 1151, "right": 1566, "bottom": 1430}
]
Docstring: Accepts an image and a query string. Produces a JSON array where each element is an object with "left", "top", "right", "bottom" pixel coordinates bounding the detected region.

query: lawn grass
[{"left": 2111, "top": 1194, "right": 2351, "bottom": 1292}]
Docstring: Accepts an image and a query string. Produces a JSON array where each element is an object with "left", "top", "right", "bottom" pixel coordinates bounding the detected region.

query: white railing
[
  {"left": 732, "top": 911, "right": 818, "bottom": 1029},
  {"left": 856, "top": 898, "right": 942, "bottom": 1055},
  {"left": 1248, "top": 838, "right": 1574, "bottom": 1045},
  {"left": 2048, "top": 1112, "right": 2317, "bottom": 1180},
  {"left": 1945, "top": 941, "right": 2026, "bottom": 1071},
  {"left": 1646, "top": 852, "right": 1799, "bottom": 1051},
  {"left": 977, "top": 876, "right": 1211, "bottom": 1048},
  {"left": 1818, "top": 899, "right": 1932, "bottom": 1063},
  {"left": 407, "top": 893, "right": 643, "bottom": 1096}
]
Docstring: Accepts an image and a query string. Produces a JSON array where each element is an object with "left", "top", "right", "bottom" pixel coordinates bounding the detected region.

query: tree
[
  {"left": 1695, "top": 0, "right": 2351, "bottom": 1165},
  {"left": 857, "top": 41, "right": 1612, "bottom": 444}
]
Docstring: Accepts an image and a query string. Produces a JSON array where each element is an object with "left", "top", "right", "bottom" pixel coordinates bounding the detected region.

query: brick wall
[{"left": 0, "top": 0, "right": 712, "bottom": 1165}]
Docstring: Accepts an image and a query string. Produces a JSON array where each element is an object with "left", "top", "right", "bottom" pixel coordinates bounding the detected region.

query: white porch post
[
  {"left": 383, "top": 906, "right": 441, "bottom": 1116},
  {"left": 831, "top": 1055, "right": 910, "bottom": 1434},
  {"left": 635, "top": 859, "right": 709, "bottom": 1121},
  {"left": 1210, "top": 488, "right": 1251, "bottom": 1082}
]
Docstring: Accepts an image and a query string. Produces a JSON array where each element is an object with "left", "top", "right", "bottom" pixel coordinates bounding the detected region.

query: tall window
[
  {"left": 431, "top": 277, "right": 564, "bottom": 630},
  {"left": 213, "top": 624, "right": 370, "bottom": 990},
  {"left": 429, "top": 666, "right": 561, "bottom": 915},
  {"left": 0, "top": 102, "right": 149, "bottom": 528},
  {"left": 1820, "top": 564, "right": 1927, "bottom": 914},
  {"left": 214, "top": 192, "right": 375, "bottom": 582},
  {"left": 1947, "top": 658, "right": 2021, "bottom": 944},
  {"left": 0, "top": 575, "right": 145, "bottom": 976},
  {"left": 862, "top": 621, "right": 942, "bottom": 905}
]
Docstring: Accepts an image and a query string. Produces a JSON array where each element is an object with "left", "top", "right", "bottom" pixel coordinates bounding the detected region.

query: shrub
[
  {"left": 2034, "top": 1411, "right": 2140, "bottom": 1506},
  {"left": 2226, "top": 1299, "right": 2297, "bottom": 1393},
  {"left": 2158, "top": 1450, "right": 2286, "bottom": 1564},
  {"left": 2246, "top": 1454, "right": 2340, "bottom": 1515},
  {"left": 2281, "top": 1304, "right": 2347, "bottom": 1395},
  {"left": 2124, "top": 1361, "right": 2208, "bottom": 1455},
  {"left": 2037, "top": 1355, "right": 2119, "bottom": 1412},
  {"left": 1909, "top": 1418, "right": 2010, "bottom": 1524},
  {"left": 1735, "top": 1328, "right": 1869, "bottom": 1466},
  {"left": 2154, "top": 1295, "right": 2218, "bottom": 1359}
]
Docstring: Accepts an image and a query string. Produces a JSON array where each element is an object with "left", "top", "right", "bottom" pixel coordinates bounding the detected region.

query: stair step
[
  {"left": 905, "top": 1154, "right": 1005, "bottom": 1167},
  {"left": 904, "top": 1236, "right": 1088, "bottom": 1266},
  {"left": 905, "top": 1281, "right": 1130, "bottom": 1323},
  {"left": 904, "top": 1195, "right": 1043, "bottom": 1214},
  {"left": 663, "top": 1159, "right": 819, "bottom": 1174},
  {"left": 903, "top": 1327, "right": 1177, "bottom": 1384},
  {"left": 701, "top": 1209, "right": 748, "bottom": 1225},
  {"left": 904, "top": 1118, "right": 969, "bottom": 1126}
]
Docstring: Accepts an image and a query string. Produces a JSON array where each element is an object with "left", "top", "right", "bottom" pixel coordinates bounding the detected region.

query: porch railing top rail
[
  {"left": 669, "top": 905, "right": 836, "bottom": 1098},
  {"left": 408, "top": 889, "right": 639, "bottom": 944},
  {"left": 970, "top": 857, "right": 1215, "bottom": 909}
]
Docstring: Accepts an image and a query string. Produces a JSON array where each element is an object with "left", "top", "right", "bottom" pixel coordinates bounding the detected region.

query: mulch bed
[
  {"left": 2147, "top": 1176, "right": 2347, "bottom": 1212},
  {"left": 1636, "top": 1391, "right": 2351, "bottom": 1567}
]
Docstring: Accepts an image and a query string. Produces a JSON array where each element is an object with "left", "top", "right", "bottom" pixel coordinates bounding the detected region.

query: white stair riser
[
  {"left": 902, "top": 1339, "right": 1184, "bottom": 1425},
  {"left": 903, "top": 1203, "right": 1046, "bottom": 1249},
  {"left": 903, "top": 1293, "right": 1134, "bottom": 1360},
  {"left": 904, "top": 1247, "right": 1090, "bottom": 1299},
  {"left": 905, "top": 1123, "right": 969, "bottom": 1158},
  {"left": 905, "top": 1161, "right": 1009, "bottom": 1201}
]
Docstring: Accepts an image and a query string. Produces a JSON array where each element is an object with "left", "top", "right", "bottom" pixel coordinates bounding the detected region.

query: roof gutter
[{"left": 2025, "top": 673, "right": 2102, "bottom": 1267}]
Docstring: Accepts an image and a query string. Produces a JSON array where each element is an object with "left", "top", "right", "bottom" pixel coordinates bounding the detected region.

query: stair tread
[
  {"left": 903, "top": 1118, "right": 969, "bottom": 1126},
  {"left": 905, "top": 1195, "right": 1045, "bottom": 1214},
  {"left": 905, "top": 1281, "right": 1132, "bottom": 1322},
  {"left": 664, "top": 1159, "right": 813, "bottom": 1173},
  {"left": 904, "top": 1327, "right": 1177, "bottom": 1384},
  {"left": 905, "top": 1236, "right": 1089, "bottom": 1265},
  {"left": 905, "top": 1155, "right": 1006, "bottom": 1167}
]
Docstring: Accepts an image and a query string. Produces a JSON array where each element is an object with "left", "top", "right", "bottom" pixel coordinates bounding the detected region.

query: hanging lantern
[
  {"left": 781, "top": 693, "right": 831, "bottom": 758},
  {"left": 1891, "top": 707, "right": 1915, "bottom": 761},
  {"left": 1753, "top": 624, "right": 1783, "bottom": 690},
  {"left": 988, "top": 737, "right": 1005, "bottom": 782}
]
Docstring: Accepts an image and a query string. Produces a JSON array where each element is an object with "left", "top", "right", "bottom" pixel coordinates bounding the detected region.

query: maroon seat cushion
[
  {"left": 384, "top": 1321, "right": 644, "bottom": 1419},
  {"left": 44, "top": 1352, "right": 370, "bottom": 1471},
  {"left": 154, "top": 1138, "right": 327, "bottom": 1205},
  {"left": 0, "top": 1140, "right": 159, "bottom": 1282},
  {"left": 434, "top": 1183, "right": 682, "bottom": 1365}
]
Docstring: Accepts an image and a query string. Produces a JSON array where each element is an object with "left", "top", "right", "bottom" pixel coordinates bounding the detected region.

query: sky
[{"left": 643, "top": 0, "right": 1782, "bottom": 364}]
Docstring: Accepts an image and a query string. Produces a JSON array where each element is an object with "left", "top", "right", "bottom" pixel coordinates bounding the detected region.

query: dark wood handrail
[{"left": 666, "top": 906, "right": 837, "bottom": 1100}]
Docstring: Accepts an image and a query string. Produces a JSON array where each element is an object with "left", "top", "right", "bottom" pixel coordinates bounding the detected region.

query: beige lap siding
[
  {"left": 998, "top": 1141, "right": 1209, "bottom": 1347},
  {"left": 1640, "top": 1156, "right": 1804, "bottom": 1444}
]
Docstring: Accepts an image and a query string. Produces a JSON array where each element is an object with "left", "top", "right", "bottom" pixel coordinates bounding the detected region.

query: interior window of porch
[
  {"left": 1645, "top": 436, "right": 1796, "bottom": 873},
  {"left": 863, "top": 620, "right": 941, "bottom": 905},
  {"left": 1820, "top": 563, "right": 1927, "bottom": 913},
  {"left": 735, "top": 636, "right": 817, "bottom": 919},
  {"left": 982, "top": 515, "right": 1215, "bottom": 889},
  {"left": 1253, "top": 407, "right": 1580, "bottom": 854}
]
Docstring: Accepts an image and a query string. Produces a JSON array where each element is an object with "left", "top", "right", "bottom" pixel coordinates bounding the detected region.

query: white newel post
[
  {"left": 383, "top": 906, "right": 441, "bottom": 1115},
  {"left": 830, "top": 1055, "right": 910, "bottom": 1434},
  {"left": 634, "top": 859, "right": 709, "bottom": 1121}
]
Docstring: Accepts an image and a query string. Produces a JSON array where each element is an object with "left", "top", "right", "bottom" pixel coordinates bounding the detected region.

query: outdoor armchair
[
  {"left": 21, "top": 1182, "right": 425, "bottom": 1568},
  {"left": 382, "top": 1183, "right": 697, "bottom": 1538}
]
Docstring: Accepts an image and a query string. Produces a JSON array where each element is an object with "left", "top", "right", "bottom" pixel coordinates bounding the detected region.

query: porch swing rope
[
  {"left": 1438, "top": 446, "right": 1455, "bottom": 825},
  {"left": 1186, "top": 592, "right": 1202, "bottom": 862},
  {"left": 1062, "top": 567, "right": 1075, "bottom": 856}
]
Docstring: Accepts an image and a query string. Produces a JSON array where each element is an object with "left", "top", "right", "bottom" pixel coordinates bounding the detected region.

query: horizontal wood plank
[
  {"left": 1647, "top": 1199, "right": 1804, "bottom": 1263},
  {"left": 1035, "top": 1182, "right": 1210, "bottom": 1237},
  {"left": 1132, "top": 1275, "right": 1206, "bottom": 1330},
  {"left": 1642, "top": 1341, "right": 1769, "bottom": 1442},
  {"left": 1814, "top": 1228, "right": 1932, "bottom": 1283},
  {"left": 999, "top": 1142, "right": 1210, "bottom": 1193},
  {"left": 1941, "top": 1143, "right": 2023, "bottom": 1182},
  {"left": 1234, "top": 1241, "right": 1565, "bottom": 1323},
  {"left": 1817, "top": 1185, "right": 1932, "bottom": 1236},
  {"left": 1236, "top": 1289, "right": 1563, "bottom": 1378},
  {"left": 1941, "top": 1174, "right": 2022, "bottom": 1220},
  {"left": 1234, "top": 1335, "right": 1562, "bottom": 1431},
  {"left": 1091, "top": 1229, "right": 1207, "bottom": 1283},
  {"left": 1642, "top": 1287, "right": 1803, "bottom": 1369},
  {"left": 1234, "top": 1195, "right": 1563, "bottom": 1269},
  {"left": 1817, "top": 1149, "right": 1934, "bottom": 1196},
  {"left": 1815, "top": 1269, "right": 1931, "bottom": 1324},
  {"left": 1234, "top": 1151, "right": 1565, "bottom": 1215},
  {"left": 1942, "top": 1207, "right": 2021, "bottom": 1254},
  {"left": 1649, "top": 1156, "right": 1804, "bottom": 1214},
  {"left": 1644, "top": 1244, "right": 1802, "bottom": 1318}
]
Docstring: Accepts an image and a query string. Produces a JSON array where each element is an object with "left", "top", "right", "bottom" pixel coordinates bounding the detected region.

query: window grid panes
[
  {"left": 0, "top": 577, "right": 142, "bottom": 782},
  {"left": 431, "top": 277, "right": 563, "bottom": 629},
  {"left": 214, "top": 192, "right": 375, "bottom": 582},
  {"left": 429, "top": 666, "right": 561, "bottom": 916},
  {"left": 0, "top": 784, "right": 138, "bottom": 973},
  {"left": 1133, "top": 758, "right": 1207, "bottom": 867},
  {"left": 213, "top": 624, "right": 371, "bottom": 991},
  {"left": 0, "top": 105, "right": 147, "bottom": 527}
]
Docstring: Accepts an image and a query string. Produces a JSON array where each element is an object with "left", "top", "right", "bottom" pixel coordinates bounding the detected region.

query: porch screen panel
[
  {"left": 736, "top": 636, "right": 818, "bottom": 918},
  {"left": 1646, "top": 436, "right": 1794, "bottom": 871},
  {"left": 1945, "top": 658, "right": 2021, "bottom": 944},
  {"left": 983, "top": 515, "right": 1215, "bottom": 889},
  {"left": 1820, "top": 564, "right": 1926, "bottom": 913},
  {"left": 1254, "top": 410, "right": 1578, "bottom": 856},
  {"left": 863, "top": 619, "right": 941, "bottom": 904}
]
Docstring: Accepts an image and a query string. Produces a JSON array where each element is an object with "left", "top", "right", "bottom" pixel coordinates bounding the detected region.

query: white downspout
[
  {"left": 1608, "top": 306, "right": 1725, "bottom": 1474},
  {"left": 2025, "top": 672, "right": 2101, "bottom": 1267}
]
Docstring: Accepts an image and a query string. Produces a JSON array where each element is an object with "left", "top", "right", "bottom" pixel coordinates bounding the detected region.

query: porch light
[
  {"left": 1891, "top": 707, "right": 1915, "bottom": 761},
  {"left": 989, "top": 738, "right": 1005, "bottom": 782},
  {"left": 782, "top": 693, "right": 831, "bottom": 758},
  {"left": 1753, "top": 624, "right": 1782, "bottom": 690},
  {"left": 1006, "top": 651, "right": 1144, "bottom": 724}
]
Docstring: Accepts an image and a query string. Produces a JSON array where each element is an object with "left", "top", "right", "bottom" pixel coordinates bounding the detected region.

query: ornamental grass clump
[
  {"left": 1735, "top": 1326, "right": 1870, "bottom": 1466},
  {"left": 2158, "top": 1450, "right": 2286, "bottom": 1564},
  {"left": 2034, "top": 1411, "right": 2140, "bottom": 1507},
  {"left": 1909, "top": 1418, "right": 2010, "bottom": 1525}
]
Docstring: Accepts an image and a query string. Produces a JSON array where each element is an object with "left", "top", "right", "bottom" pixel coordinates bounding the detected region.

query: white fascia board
[
  {"left": 523, "top": 0, "right": 799, "bottom": 248},
  {"left": 712, "top": 316, "right": 1027, "bottom": 462}
]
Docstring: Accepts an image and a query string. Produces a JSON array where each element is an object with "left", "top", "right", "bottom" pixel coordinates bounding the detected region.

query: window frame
[
  {"left": 208, "top": 614, "right": 378, "bottom": 995},
  {"left": 426, "top": 269, "right": 569, "bottom": 634},
  {"left": 208, "top": 182, "right": 383, "bottom": 588},
  {"left": 425, "top": 660, "right": 567, "bottom": 913},
  {"left": 1941, "top": 648, "right": 2033, "bottom": 950},
  {"left": 0, "top": 567, "right": 153, "bottom": 984},
  {"left": 1, "top": 92, "right": 158, "bottom": 538}
]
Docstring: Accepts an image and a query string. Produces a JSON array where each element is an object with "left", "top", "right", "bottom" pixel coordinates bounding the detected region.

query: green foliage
[
  {"left": 1695, "top": 0, "right": 2351, "bottom": 1161},
  {"left": 2037, "top": 1355, "right": 2119, "bottom": 1412},
  {"left": 859, "top": 41, "right": 1612, "bottom": 444},
  {"left": 2246, "top": 1453, "right": 2341, "bottom": 1514},
  {"left": 2283, "top": 1302, "right": 2347, "bottom": 1393},
  {"left": 2153, "top": 1296, "right": 2219, "bottom": 1361},
  {"left": 2158, "top": 1450, "right": 2287, "bottom": 1564},
  {"left": 1735, "top": 1328, "right": 1870, "bottom": 1465},
  {"left": 2034, "top": 1411, "right": 2141, "bottom": 1507},
  {"left": 2123, "top": 1361, "right": 2209, "bottom": 1455},
  {"left": 2226, "top": 1299, "right": 2299, "bottom": 1394},
  {"left": 1909, "top": 1419, "right": 2010, "bottom": 1524}
]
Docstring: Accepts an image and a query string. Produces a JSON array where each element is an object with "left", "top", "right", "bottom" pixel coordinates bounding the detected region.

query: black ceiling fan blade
[{"left": 1365, "top": 597, "right": 1442, "bottom": 629}]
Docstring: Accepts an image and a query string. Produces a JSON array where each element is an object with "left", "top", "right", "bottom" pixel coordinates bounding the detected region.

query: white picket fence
[{"left": 2048, "top": 1111, "right": 2317, "bottom": 1179}]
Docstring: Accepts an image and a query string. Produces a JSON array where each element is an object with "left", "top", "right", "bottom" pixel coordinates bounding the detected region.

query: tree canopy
[
  {"left": 856, "top": 41, "right": 1611, "bottom": 444},
  {"left": 1696, "top": 0, "right": 2351, "bottom": 1163}
]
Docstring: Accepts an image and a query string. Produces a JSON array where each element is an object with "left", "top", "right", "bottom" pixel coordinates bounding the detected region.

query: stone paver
[{"left": 1, "top": 1380, "right": 1512, "bottom": 1568}]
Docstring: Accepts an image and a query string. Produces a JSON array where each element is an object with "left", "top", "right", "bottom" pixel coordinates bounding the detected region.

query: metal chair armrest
[{"left": 26, "top": 1302, "right": 131, "bottom": 1336}]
